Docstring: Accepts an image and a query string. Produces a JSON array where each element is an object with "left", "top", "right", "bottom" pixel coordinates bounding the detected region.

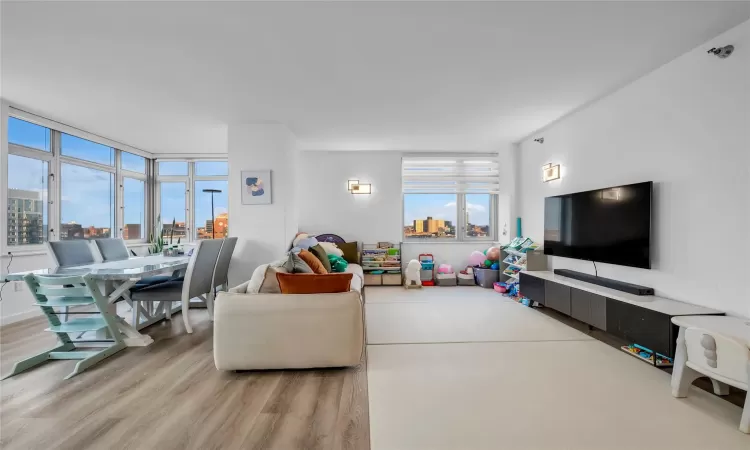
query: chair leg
[
  {"left": 62, "top": 306, "right": 69, "bottom": 322},
  {"left": 710, "top": 379, "right": 730, "bottom": 396},
  {"left": 182, "top": 297, "right": 192, "bottom": 334},
  {"left": 207, "top": 291, "right": 215, "bottom": 321},
  {"left": 741, "top": 363, "right": 750, "bottom": 433},
  {"left": 1, "top": 343, "right": 76, "bottom": 380},
  {"left": 671, "top": 326, "right": 702, "bottom": 397},
  {"left": 165, "top": 301, "right": 172, "bottom": 320},
  {"left": 131, "top": 301, "right": 139, "bottom": 327}
]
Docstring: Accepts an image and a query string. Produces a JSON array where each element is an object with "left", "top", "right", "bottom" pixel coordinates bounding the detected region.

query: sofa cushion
[
  {"left": 276, "top": 273, "right": 353, "bottom": 294},
  {"left": 283, "top": 252, "right": 314, "bottom": 274},
  {"left": 308, "top": 244, "right": 332, "bottom": 273},
  {"left": 337, "top": 242, "right": 359, "bottom": 264},
  {"left": 298, "top": 249, "right": 328, "bottom": 274}
]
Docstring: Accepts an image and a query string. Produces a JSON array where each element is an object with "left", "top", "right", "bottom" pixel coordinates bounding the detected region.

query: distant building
[
  {"left": 162, "top": 221, "right": 187, "bottom": 240},
  {"left": 408, "top": 216, "right": 455, "bottom": 237},
  {"left": 7, "top": 189, "right": 45, "bottom": 245},
  {"left": 60, "top": 222, "right": 85, "bottom": 240},
  {"left": 122, "top": 224, "right": 142, "bottom": 240},
  {"left": 200, "top": 213, "right": 228, "bottom": 239}
]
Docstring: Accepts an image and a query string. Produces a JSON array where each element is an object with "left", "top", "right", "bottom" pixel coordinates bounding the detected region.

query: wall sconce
[
  {"left": 349, "top": 183, "right": 372, "bottom": 194},
  {"left": 542, "top": 163, "right": 561, "bottom": 182},
  {"left": 347, "top": 179, "right": 359, "bottom": 191}
]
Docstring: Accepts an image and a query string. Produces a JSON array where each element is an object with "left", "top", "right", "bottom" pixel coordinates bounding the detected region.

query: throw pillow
[
  {"left": 259, "top": 265, "right": 289, "bottom": 293},
  {"left": 276, "top": 273, "right": 353, "bottom": 294},
  {"left": 319, "top": 241, "right": 344, "bottom": 257},
  {"left": 308, "top": 244, "right": 333, "bottom": 273},
  {"left": 283, "top": 252, "right": 314, "bottom": 274},
  {"left": 298, "top": 249, "right": 328, "bottom": 274},
  {"left": 337, "top": 242, "right": 359, "bottom": 264},
  {"left": 245, "top": 263, "right": 270, "bottom": 294}
]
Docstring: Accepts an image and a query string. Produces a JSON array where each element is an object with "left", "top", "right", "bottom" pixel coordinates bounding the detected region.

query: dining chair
[
  {"left": 1, "top": 273, "right": 126, "bottom": 380},
  {"left": 210, "top": 236, "right": 238, "bottom": 297},
  {"left": 46, "top": 240, "right": 97, "bottom": 322},
  {"left": 46, "top": 241, "right": 96, "bottom": 267},
  {"left": 92, "top": 238, "right": 130, "bottom": 262},
  {"left": 129, "top": 239, "right": 223, "bottom": 334}
]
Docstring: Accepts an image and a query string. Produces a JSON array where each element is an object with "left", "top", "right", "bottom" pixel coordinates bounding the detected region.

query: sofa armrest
[{"left": 213, "top": 291, "right": 365, "bottom": 370}]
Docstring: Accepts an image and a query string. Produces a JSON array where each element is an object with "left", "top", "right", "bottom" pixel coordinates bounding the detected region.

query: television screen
[{"left": 543, "top": 181, "right": 652, "bottom": 269}]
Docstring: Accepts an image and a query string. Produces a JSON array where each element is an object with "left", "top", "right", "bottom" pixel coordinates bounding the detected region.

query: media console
[{"left": 519, "top": 271, "right": 724, "bottom": 360}]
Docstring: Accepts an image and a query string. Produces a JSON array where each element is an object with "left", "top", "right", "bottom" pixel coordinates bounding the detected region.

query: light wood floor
[{"left": 0, "top": 310, "right": 370, "bottom": 450}]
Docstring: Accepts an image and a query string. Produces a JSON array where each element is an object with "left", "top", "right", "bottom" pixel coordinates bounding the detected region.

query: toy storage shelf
[{"left": 362, "top": 243, "right": 402, "bottom": 286}]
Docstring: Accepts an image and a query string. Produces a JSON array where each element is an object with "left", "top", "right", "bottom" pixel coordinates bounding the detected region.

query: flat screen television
[{"left": 543, "top": 181, "right": 652, "bottom": 269}]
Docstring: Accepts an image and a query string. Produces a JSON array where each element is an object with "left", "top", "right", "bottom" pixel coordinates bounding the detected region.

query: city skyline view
[{"left": 403, "top": 193, "right": 491, "bottom": 238}]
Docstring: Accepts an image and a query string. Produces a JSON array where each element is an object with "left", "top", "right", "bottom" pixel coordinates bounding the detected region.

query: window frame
[
  {"left": 4, "top": 110, "right": 154, "bottom": 251},
  {"left": 402, "top": 193, "right": 498, "bottom": 243},
  {"left": 156, "top": 159, "right": 228, "bottom": 242}
]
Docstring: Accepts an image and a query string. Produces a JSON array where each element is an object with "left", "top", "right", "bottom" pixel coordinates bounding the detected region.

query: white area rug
[
  {"left": 365, "top": 286, "right": 591, "bottom": 344},
  {"left": 365, "top": 287, "right": 747, "bottom": 450}
]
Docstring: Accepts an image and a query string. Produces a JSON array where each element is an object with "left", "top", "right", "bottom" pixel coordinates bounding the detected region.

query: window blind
[{"left": 402, "top": 155, "right": 500, "bottom": 194}]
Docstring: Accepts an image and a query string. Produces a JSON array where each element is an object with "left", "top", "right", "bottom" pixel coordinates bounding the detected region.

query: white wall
[
  {"left": 518, "top": 20, "right": 750, "bottom": 317},
  {"left": 227, "top": 123, "right": 298, "bottom": 287},
  {"left": 297, "top": 149, "right": 515, "bottom": 271}
]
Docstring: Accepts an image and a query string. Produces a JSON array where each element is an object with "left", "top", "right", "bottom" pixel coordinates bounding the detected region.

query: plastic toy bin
[{"left": 474, "top": 268, "right": 499, "bottom": 288}]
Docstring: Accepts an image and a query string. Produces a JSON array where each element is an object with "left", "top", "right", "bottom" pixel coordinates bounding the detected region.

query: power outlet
[{"left": 13, "top": 281, "right": 23, "bottom": 292}]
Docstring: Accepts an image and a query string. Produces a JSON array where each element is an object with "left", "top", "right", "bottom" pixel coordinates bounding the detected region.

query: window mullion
[
  {"left": 51, "top": 129, "right": 61, "bottom": 242},
  {"left": 115, "top": 150, "right": 123, "bottom": 238}
]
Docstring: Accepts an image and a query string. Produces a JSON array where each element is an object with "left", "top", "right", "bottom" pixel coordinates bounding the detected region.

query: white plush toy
[
  {"left": 319, "top": 241, "right": 344, "bottom": 257},
  {"left": 404, "top": 259, "right": 422, "bottom": 289}
]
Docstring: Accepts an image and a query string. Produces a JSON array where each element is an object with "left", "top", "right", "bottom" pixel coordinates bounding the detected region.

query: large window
[
  {"left": 5, "top": 111, "right": 153, "bottom": 248},
  {"left": 60, "top": 164, "right": 114, "bottom": 239},
  {"left": 4, "top": 110, "right": 229, "bottom": 251},
  {"left": 123, "top": 178, "right": 145, "bottom": 240},
  {"left": 6, "top": 155, "right": 48, "bottom": 245},
  {"left": 402, "top": 157, "right": 498, "bottom": 241},
  {"left": 157, "top": 161, "right": 228, "bottom": 241}
]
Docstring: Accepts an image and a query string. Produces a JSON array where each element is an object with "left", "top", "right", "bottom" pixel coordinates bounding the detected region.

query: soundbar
[{"left": 552, "top": 269, "right": 655, "bottom": 296}]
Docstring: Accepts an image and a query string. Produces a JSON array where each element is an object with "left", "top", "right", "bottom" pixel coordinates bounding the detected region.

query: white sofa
[{"left": 213, "top": 264, "right": 365, "bottom": 371}]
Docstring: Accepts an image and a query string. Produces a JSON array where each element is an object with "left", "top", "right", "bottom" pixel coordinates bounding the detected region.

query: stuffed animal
[
  {"left": 405, "top": 259, "right": 422, "bottom": 289},
  {"left": 319, "top": 241, "right": 344, "bottom": 257},
  {"left": 328, "top": 254, "right": 348, "bottom": 272}
]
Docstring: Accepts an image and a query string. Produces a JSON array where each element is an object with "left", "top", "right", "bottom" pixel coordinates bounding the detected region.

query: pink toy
[
  {"left": 468, "top": 251, "right": 486, "bottom": 267},
  {"left": 437, "top": 264, "right": 454, "bottom": 274}
]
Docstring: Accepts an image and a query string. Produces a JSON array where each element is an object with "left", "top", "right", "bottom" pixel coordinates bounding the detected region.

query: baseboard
[{"left": 1, "top": 308, "right": 43, "bottom": 326}]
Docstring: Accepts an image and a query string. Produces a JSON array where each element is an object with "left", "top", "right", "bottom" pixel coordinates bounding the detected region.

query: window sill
[{"left": 402, "top": 240, "right": 499, "bottom": 245}]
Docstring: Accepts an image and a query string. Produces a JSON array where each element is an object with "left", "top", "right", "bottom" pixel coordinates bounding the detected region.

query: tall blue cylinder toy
[{"left": 516, "top": 217, "right": 522, "bottom": 238}]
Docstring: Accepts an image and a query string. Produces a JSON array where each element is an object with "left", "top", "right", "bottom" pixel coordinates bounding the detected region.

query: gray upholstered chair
[
  {"left": 46, "top": 241, "right": 96, "bottom": 268},
  {"left": 46, "top": 240, "right": 97, "bottom": 322},
  {"left": 211, "top": 237, "right": 238, "bottom": 295},
  {"left": 130, "top": 239, "right": 223, "bottom": 334},
  {"left": 92, "top": 238, "right": 130, "bottom": 262}
]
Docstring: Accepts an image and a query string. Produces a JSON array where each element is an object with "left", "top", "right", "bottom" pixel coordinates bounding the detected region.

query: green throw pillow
[
  {"left": 309, "top": 244, "right": 332, "bottom": 273},
  {"left": 328, "top": 254, "right": 349, "bottom": 273},
  {"left": 337, "top": 242, "right": 359, "bottom": 264}
]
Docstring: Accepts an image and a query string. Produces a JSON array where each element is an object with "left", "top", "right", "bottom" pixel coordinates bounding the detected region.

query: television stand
[{"left": 552, "top": 269, "right": 654, "bottom": 296}]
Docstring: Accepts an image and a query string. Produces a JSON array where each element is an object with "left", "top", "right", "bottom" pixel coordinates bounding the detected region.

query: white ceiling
[{"left": 2, "top": 1, "right": 749, "bottom": 154}]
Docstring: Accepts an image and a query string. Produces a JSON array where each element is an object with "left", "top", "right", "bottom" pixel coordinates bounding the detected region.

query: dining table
[{"left": 3, "top": 254, "right": 191, "bottom": 347}]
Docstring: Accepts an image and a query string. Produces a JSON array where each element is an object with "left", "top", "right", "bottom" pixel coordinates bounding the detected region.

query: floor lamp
[{"left": 202, "top": 188, "right": 222, "bottom": 239}]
